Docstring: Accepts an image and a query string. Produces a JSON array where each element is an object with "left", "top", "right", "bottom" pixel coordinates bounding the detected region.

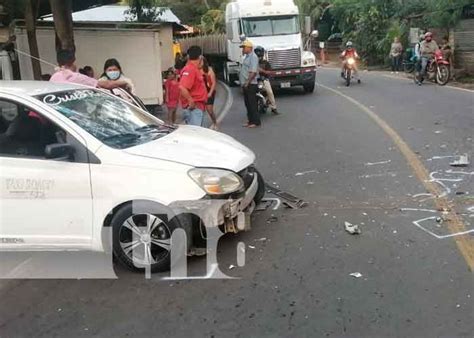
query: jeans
[
  {"left": 182, "top": 108, "right": 204, "bottom": 126},
  {"left": 243, "top": 84, "right": 261, "bottom": 126},
  {"left": 391, "top": 56, "right": 401, "bottom": 72},
  {"left": 421, "top": 57, "right": 430, "bottom": 76}
]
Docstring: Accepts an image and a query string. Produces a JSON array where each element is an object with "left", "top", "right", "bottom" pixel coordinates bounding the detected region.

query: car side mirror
[{"left": 45, "top": 143, "right": 74, "bottom": 160}]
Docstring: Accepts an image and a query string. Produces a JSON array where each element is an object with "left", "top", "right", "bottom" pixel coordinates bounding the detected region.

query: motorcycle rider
[
  {"left": 340, "top": 41, "right": 361, "bottom": 83},
  {"left": 255, "top": 46, "right": 279, "bottom": 115},
  {"left": 419, "top": 32, "right": 439, "bottom": 82}
]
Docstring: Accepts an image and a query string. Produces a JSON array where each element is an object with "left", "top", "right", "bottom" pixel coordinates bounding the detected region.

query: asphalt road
[{"left": 1, "top": 69, "right": 473, "bottom": 337}]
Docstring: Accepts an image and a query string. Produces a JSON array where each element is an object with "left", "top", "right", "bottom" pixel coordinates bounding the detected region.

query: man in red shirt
[{"left": 179, "top": 46, "right": 208, "bottom": 126}]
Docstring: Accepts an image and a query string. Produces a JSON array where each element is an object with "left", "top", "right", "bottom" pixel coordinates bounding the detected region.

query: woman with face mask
[{"left": 99, "top": 58, "right": 136, "bottom": 95}]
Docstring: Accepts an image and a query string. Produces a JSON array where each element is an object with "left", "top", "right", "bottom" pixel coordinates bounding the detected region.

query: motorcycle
[
  {"left": 414, "top": 50, "right": 450, "bottom": 86},
  {"left": 256, "top": 79, "right": 269, "bottom": 114},
  {"left": 343, "top": 57, "right": 360, "bottom": 87}
]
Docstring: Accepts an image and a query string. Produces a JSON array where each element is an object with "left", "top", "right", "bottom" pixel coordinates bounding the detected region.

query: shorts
[{"left": 207, "top": 92, "right": 216, "bottom": 105}]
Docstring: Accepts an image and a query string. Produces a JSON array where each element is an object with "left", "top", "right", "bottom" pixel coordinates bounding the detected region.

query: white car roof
[{"left": 0, "top": 81, "right": 88, "bottom": 98}]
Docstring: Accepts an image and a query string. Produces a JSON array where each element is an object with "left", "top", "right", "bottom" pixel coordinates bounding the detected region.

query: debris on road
[
  {"left": 254, "top": 237, "right": 267, "bottom": 242},
  {"left": 229, "top": 265, "right": 236, "bottom": 270},
  {"left": 349, "top": 272, "right": 363, "bottom": 278},
  {"left": 265, "top": 184, "right": 308, "bottom": 209},
  {"left": 266, "top": 216, "right": 279, "bottom": 223},
  {"left": 255, "top": 200, "right": 273, "bottom": 211},
  {"left": 450, "top": 154, "right": 469, "bottom": 167},
  {"left": 248, "top": 245, "right": 256, "bottom": 249},
  {"left": 344, "top": 222, "right": 361, "bottom": 235}
]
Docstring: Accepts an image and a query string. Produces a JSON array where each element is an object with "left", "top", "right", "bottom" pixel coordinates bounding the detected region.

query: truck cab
[{"left": 224, "top": 0, "right": 317, "bottom": 93}]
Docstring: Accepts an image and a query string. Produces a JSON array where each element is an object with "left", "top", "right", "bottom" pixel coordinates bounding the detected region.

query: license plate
[{"left": 280, "top": 82, "right": 291, "bottom": 88}]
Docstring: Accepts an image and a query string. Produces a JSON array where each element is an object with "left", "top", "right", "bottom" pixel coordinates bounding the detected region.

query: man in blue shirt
[{"left": 239, "top": 40, "right": 261, "bottom": 128}]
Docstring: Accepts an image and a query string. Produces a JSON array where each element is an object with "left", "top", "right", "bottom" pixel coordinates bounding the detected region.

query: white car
[{"left": 0, "top": 81, "right": 265, "bottom": 272}]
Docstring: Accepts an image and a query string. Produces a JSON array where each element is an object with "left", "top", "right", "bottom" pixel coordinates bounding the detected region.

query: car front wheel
[{"left": 112, "top": 203, "right": 184, "bottom": 273}]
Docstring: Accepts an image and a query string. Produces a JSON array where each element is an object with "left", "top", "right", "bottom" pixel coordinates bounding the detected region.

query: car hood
[{"left": 124, "top": 126, "right": 256, "bottom": 172}]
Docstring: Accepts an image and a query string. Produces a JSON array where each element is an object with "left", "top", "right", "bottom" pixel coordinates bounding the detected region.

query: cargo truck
[{"left": 224, "top": 0, "right": 318, "bottom": 93}]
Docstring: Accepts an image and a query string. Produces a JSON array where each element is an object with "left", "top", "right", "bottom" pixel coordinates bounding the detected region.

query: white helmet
[{"left": 346, "top": 41, "right": 353, "bottom": 48}]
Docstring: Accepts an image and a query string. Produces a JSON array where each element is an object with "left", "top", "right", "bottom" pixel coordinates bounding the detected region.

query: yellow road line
[{"left": 320, "top": 84, "right": 474, "bottom": 271}]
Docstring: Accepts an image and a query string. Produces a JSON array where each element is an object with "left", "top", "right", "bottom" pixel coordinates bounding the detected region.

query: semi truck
[{"left": 224, "top": 0, "right": 318, "bottom": 93}]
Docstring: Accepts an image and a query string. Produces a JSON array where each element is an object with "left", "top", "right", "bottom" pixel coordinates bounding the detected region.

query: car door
[{"left": 0, "top": 96, "right": 93, "bottom": 249}]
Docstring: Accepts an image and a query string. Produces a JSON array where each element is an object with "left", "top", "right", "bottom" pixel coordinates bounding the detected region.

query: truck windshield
[
  {"left": 242, "top": 16, "right": 299, "bottom": 37},
  {"left": 37, "top": 89, "right": 174, "bottom": 149}
]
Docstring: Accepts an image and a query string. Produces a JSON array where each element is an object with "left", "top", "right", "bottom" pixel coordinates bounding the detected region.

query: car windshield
[
  {"left": 37, "top": 89, "right": 174, "bottom": 149},
  {"left": 242, "top": 15, "right": 299, "bottom": 37}
]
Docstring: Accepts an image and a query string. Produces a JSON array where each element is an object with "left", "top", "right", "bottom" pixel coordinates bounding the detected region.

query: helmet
[
  {"left": 254, "top": 46, "right": 265, "bottom": 57},
  {"left": 346, "top": 41, "right": 353, "bottom": 48},
  {"left": 425, "top": 32, "right": 433, "bottom": 38}
]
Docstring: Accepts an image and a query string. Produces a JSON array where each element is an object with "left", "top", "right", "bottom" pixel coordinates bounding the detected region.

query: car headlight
[
  {"left": 188, "top": 168, "right": 244, "bottom": 195},
  {"left": 303, "top": 58, "right": 315, "bottom": 66}
]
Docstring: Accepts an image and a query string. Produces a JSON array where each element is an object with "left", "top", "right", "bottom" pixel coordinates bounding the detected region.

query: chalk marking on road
[
  {"left": 217, "top": 81, "right": 233, "bottom": 124},
  {"left": 401, "top": 208, "right": 438, "bottom": 213},
  {"left": 320, "top": 84, "right": 474, "bottom": 270},
  {"left": 365, "top": 160, "right": 392, "bottom": 166},
  {"left": 413, "top": 217, "right": 474, "bottom": 239},
  {"left": 427, "top": 155, "right": 458, "bottom": 161},
  {"left": 295, "top": 170, "right": 318, "bottom": 176},
  {"left": 261, "top": 197, "right": 282, "bottom": 210},
  {"left": 412, "top": 193, "right": 434, "bottom": 198}
]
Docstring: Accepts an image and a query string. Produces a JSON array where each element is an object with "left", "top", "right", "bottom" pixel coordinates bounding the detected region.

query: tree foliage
[{"left": 296, "top": 0, "right": 472, "bottom": 65}]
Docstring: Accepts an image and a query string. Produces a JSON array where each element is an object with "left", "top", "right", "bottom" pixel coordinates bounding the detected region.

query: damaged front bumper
[{"left": 171, "top": 171, "right": 259, "bottom": 233}]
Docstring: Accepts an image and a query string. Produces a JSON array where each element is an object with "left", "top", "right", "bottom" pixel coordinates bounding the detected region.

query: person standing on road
[
  {"left": 255, "top": 46, "right": 279, "bottom": 115},
  {"left": 390, "top": 37, "right": 403, "bottom": 73},
  {"left": 179, "top": 46, "right": 208, "bottom": 127},
  {"left": 164, "top": 68, "right": 180, "bottom": 124},
  {"left": 201, "top": 57, "right": 219, "bottom": 130},
  {"left": 50, "top": 50, "right": 127, "bottom": 90},
  {"left": 239, "top": 40, "right": 261, "bottom": 128}
]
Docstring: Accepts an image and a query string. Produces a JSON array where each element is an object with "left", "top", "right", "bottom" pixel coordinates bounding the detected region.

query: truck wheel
[{"left": 303, "top": 83, "right": 315, "bottom": 93}]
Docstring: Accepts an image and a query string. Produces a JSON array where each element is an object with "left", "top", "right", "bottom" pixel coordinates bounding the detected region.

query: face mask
[{"left": 106, "top": 70, "right": 120, "bottom": 80}]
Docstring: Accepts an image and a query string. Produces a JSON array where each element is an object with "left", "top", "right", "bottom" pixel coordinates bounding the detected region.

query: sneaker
[
  {"left": 341, "top": 72, "right": 344, "bottom": 78},
  {"left": 391, "top": 71, "right": 394, "bottom": 74},
  {"left": 272, "top": 109, "right": 279, "bottom": 115}
]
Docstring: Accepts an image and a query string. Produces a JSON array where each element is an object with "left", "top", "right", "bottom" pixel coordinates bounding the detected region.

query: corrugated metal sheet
[
  {"left": 455, "top": 19, "right": 474, "bottom": 51},
  {"left": 40, "top": 5, "right": 180, "bottom": 24},
  {"left": 179, "top": 34, "right": 227, "bottom": 56}
]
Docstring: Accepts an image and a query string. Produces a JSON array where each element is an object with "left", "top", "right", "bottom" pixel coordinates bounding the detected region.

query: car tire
[
  {"left": 253, "top": 169, "right": 266, "bottom": 205},
  {"left": 112, "top": 202, "right": 188, "bottom": 273}
]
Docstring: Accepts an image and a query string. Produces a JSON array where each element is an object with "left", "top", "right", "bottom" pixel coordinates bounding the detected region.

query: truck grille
[{"left": 267, "top": 48, "right": 301, "bottom": 70}]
